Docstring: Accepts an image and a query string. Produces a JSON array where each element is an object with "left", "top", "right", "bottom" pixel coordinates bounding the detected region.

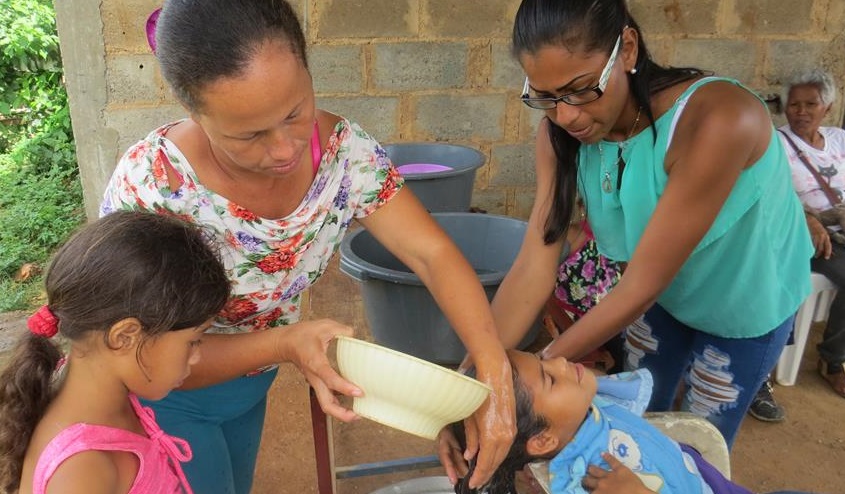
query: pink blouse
[{"left": 32, "top": 395, "right": 192, "bottom": 494}]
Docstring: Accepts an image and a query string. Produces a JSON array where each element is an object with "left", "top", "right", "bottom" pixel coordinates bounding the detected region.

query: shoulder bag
[{"left": 778, "top": 128, "right": 841, "bottom": 206}]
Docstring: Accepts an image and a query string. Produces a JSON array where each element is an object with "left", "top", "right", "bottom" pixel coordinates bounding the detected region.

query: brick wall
[{"left": 56, "top": 0, "right": 845, "bottom": 219}]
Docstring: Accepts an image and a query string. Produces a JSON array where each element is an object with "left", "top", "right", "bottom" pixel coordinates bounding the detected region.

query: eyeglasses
[{"left": 521, "top": 34, "right": 622, "bottom": 109}]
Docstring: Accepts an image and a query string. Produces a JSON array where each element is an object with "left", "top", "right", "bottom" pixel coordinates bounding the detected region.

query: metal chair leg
[{"left": 310, "top": 388, "right": 335, "bottom": 494}]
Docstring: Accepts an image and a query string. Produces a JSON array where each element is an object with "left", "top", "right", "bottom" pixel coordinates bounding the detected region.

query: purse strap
[{"left": 778, "top": 129, "right": 841, "bottom": 206}]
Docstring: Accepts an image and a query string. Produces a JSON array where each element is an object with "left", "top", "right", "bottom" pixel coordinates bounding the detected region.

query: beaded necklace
[{"left": 599, "top": 106, "right": 643, "bottom": 193}]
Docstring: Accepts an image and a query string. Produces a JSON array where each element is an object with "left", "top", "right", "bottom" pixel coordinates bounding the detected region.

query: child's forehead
[
  {"left": 507, "top": 348, "right": 536, "bottom": 362},
  {"left": 509, "top": 350, "right": 544, "bottom": 383}
]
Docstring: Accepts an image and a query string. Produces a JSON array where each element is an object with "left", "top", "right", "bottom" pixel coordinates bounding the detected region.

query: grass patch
[
  {"left": 0, "top": 0, "right": 84, "bottom": 312},
  {"left": 0, "top": 152, "right": 83, "bottom": 311},
  {"left": 0, "top": 276, "right": 43, "bottom": 312}
]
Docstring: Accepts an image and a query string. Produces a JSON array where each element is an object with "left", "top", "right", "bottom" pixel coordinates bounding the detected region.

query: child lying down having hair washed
[{"left": 444, "top": 350, "right": 810, "bottom": 494}]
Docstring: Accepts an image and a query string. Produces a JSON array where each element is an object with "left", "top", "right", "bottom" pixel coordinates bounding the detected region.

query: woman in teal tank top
[{"left": 478, "top": 0, "right": 813, "bottom": 461}]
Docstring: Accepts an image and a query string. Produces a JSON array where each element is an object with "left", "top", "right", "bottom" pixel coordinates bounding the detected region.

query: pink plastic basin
[{"left": 396, "top": 163, "right": 453, "bottom": 175}]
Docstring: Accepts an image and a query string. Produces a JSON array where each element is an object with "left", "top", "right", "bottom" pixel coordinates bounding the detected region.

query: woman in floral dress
[{"left": 99, "top": 1, "right": 515, "bottom": 492}]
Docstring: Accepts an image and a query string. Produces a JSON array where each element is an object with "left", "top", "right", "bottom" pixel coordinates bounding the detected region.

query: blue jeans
[
  {"left": 624, "top": 304, "right": 793, "bottom": 448},
  {"left": 141, "top": 368, "right": 277, "bottom": 494}
]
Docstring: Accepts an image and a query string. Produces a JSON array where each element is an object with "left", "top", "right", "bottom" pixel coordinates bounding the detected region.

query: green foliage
[
  {"left": 0, "top": 276, "right": 43, "bottom": 312},
  {"left": 0, "top": 0, "right": 84, "bottom": 311},
  {"left": 0, "top": 157, "right": 84, "bottom": 274},
  {"left": 9, "top": 102, "right": 76, "bottom": 174},
  {"left": 0, "top": 0, "right": 64, "bottom": 149}
]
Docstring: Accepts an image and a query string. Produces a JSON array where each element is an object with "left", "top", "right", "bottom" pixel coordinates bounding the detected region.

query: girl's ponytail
[
  {"left": 0, "top": 333, "right": 63, "bottom": 493},
  {"left": 0, "top": 211, "right": 230, "bottom": 492}
]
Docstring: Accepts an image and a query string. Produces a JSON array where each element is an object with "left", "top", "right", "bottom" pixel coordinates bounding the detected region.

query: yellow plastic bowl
[{"left": 335, "top": 335, "right": 491, "bottom": 440}]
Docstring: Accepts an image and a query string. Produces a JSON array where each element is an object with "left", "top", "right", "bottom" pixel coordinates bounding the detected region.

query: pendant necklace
[{"left": 600, "top": 106, "right": 643, "bottom": 193}]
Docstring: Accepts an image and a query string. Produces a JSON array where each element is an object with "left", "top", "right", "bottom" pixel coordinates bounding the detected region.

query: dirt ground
[{"left": 2, "top": 258, "right": 844, "bottom": 493}]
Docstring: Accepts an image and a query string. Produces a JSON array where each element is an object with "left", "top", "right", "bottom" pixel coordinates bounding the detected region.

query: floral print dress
[
  {"left": 100, "top": 118, "right": 402, "bottom": 342},
  {"left": 553, "top": 221, "right": 622, "bottom": 322}
]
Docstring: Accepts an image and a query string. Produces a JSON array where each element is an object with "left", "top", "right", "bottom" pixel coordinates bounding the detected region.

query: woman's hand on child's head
[
  {"left": 276, "top": 319, "right": 362, "bottom": 422},
  {"left": 464, "top": 355, "right": 516, "bottom": 489},
  {"left": 436, "top": 427, "right": 468, "bottom": 485},
  {"left": 582, "top": 453, "right": 655, "bottom": 494}
]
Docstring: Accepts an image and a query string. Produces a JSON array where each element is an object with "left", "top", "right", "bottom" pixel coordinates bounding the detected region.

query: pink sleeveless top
[{"left": 32, "top": 394, "right": 193, "bottom": 494}]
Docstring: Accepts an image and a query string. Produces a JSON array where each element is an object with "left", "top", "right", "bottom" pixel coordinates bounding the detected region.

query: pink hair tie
[
  {"left": 146, "top": 8, "right": 161, "bottom": 54},
  {"left": 28, "top": 305, "right": 59, "bottom": 338}
]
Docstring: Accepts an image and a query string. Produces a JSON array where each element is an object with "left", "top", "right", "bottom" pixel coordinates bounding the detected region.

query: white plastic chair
[{"left": 774, "top": 272, "right": 837, "bottom": 386}]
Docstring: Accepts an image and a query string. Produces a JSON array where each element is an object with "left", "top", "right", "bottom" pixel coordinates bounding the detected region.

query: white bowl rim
[{"left": 335, "top": 335, "right": 492, "bottom": 392}]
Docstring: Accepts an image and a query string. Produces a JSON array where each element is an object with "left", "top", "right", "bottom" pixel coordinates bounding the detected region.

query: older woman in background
[{"left": 778, "top": 68, "right": 845, "bottom": 399}]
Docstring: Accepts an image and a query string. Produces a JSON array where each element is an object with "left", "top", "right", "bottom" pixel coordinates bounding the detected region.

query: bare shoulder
[
  {"left": 650, "top": 77, "right": 699, "bottom": 116},
  {"left": 45, "top": 450, "right": 121, "bottom": 494},
  {"left": 161, "top": 118, "right": 205, "bottom": 151},
  {"left": 687, "top": 80, "right": 769, "bottom": 121},
  {"left": 316, "top": 108, "right": 342, "bottom": 127},
  {"left": 690, "top": 81, "right": 770, "bottom": 139},
  {"left": 653, "top": 77, "right": 768, "bottom": 124},
  {"left": 316, "top": 109, "right": 344, "bottom": 146},
  {"left": 666, "top": 80, "right": 771, "bottom": 169}
]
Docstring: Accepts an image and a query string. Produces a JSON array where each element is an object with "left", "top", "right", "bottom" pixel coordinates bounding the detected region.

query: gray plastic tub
[
  {"left": 339, "top": 212, "right": 538, "bottom": 364},
  {"left": 385, "top": 143, "right": 484, "bottom": 212}
]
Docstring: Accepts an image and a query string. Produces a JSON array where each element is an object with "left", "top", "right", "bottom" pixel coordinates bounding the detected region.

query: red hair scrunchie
[{"left": 28, "top": 305, "right": 59, "bottom": 338}]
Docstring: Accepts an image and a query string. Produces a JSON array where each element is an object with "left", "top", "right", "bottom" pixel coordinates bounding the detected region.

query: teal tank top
[{"left": 578, "top": 77, "right": 812, "bottom": 338}]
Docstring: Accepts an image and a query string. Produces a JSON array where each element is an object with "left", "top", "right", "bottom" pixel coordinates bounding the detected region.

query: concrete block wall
[{"left": 56, "top": 0, "right": 845, "bottom": 219}]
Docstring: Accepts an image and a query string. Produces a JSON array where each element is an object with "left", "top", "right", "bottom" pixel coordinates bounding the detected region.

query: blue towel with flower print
[{"left": 548, "top": 369, "right": 713, "bottom": 494}]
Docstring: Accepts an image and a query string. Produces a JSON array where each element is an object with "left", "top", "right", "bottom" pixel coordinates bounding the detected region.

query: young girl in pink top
[{"left": 0, "top": 211, "right": 230, "bottom": 494}]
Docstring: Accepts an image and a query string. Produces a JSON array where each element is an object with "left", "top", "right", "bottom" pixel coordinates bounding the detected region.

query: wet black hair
[
  {"left": 451, "top": 364, "right": 550, "bottom": 494},
  {"left": 512, "top": 0, "right": 705, "bottom": 244},
  {"left": 0, "top": 211, "right": 230, "bottom": 492},
  {"left": 156, "top": 0, "right": 309, "bottom": 112}
]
